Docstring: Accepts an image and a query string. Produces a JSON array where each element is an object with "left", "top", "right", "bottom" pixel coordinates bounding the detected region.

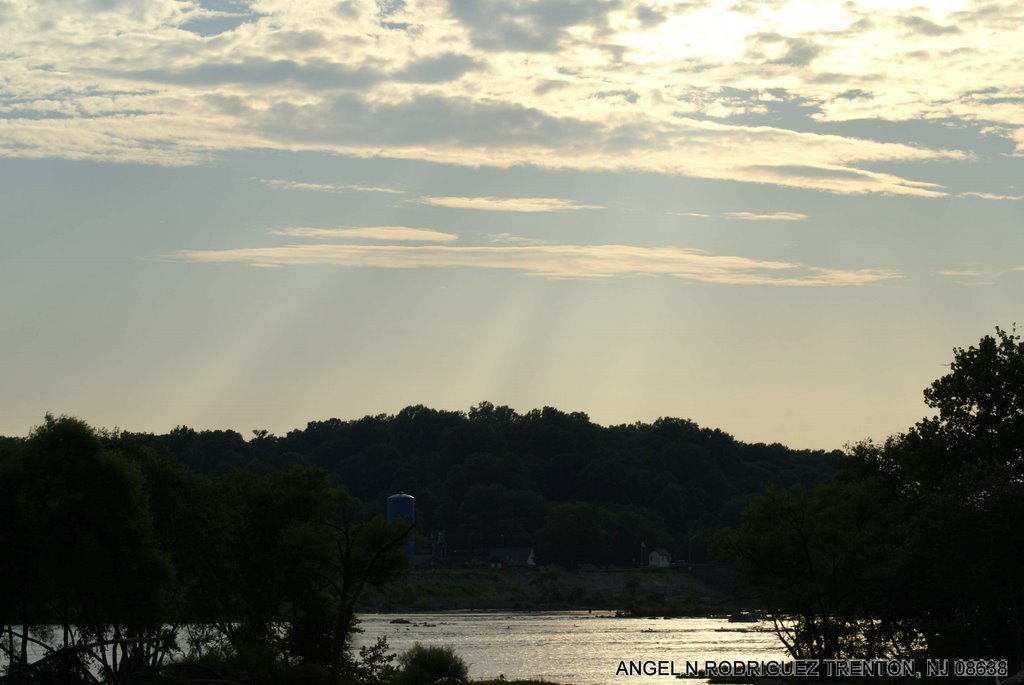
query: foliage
[
  {"left": 0, "top": 415, "right": 176, "bottom": 684},
  {"left": 0, "top": 416, "right": 411, "bottom": 685},
  {"left": 393, "top": 643, "right": 468, "bottom": 685},
  {"left": 170, "top": 470, "right": 411, "bottom": 681},
  {"left": 715, "top": 473, "right": 918, "bottom": 660},
  {"left": 719, "top": 326, "right": 1024, "bottom": 668},
  {"left": 131, "top": 402, "right": 838, "bottom": 567},
  {"left": 533, "top": 503, "right": 612, "bottom": 569},
  {"left": 864, "top": 326, "right": 1024, "bottom": 665},
  {"left": 346, "top": 636, "right": 398, "bottom": 685}
]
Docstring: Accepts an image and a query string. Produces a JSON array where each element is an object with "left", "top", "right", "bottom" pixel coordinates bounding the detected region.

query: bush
[
  {"left": 348, "top": 636, "right": 398, "bottom": 685},
  {"left": 274, "top": 662, "right": 337, "bottom": 685},
  {"left": 393, "top": 643, "right": 468, "bottom": 685}
]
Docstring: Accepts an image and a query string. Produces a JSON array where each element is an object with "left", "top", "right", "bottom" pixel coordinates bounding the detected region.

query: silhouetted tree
[
  {"left": 0, "top": 415, "right": 174, "bottom": 683},
  {"left": 720, "top": 326, "right": 1024, "bottom": 667}
]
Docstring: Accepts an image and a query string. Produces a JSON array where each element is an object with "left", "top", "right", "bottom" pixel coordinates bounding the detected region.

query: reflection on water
[{"left": 354, "top": 612, "right": 787, "bottom": 684}]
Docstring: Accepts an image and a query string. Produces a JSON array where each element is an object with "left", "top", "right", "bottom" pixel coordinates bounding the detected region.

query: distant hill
[
  {"left": 2, "top": 403, "right": 840, "bottom": 566},
  {"left": 84, "top": 403, "right": 840, "bottom": 566}
]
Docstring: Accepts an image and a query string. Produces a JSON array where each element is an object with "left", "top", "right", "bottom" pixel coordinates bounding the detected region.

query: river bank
[{"left": 358, "top": 566, "right": 737, "bottom": 615}]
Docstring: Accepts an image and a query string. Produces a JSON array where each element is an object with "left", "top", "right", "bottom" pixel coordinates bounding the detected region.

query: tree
[
  {"left": 170, "top": 467, "right": 410, "bottom": 679},
  {"left": 868, "top": 326, "right": 1024, "bottom": 666},
  {"left": 0, "top": 415, "right": 174, "bottom": 683},
  {"left": 715, "top": 474, "right": 917, "bottom": 660},
  {"left": 924, "top": 326, "right": 1024, "bottom": 454},
  {"left": 322, "top": 497, "right": 411, "bottom": 675},
  {"left": 533, "top": 503, "right": 612, "bottom": 569},
  {"left": 871, "top": 326, "right": 1024, "bottom": 496},
  {"left": 0, "top": 417, "right": 415, "bottom": 684},
  {"left": 719, "top": 327, "right": 1024, "bottom": 666},
  {"left": 393, "top": 643, "right": 468, "bottom": 685}
]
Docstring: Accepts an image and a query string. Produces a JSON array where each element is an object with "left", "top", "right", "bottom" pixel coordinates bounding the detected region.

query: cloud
[
  {"left": 959, "top": 191, "right": 1024, "bottom": 201},
  {"left": 236, "top": 93, "right": 966, "bottom": 196},
  {"left": 487, "top": 232, "right": 548, "bottom": 245},
  {"left": 0, "top": 0, "right": 1017, "bottom": 200},
  {"left": 591, "top": 89, "right": 640, "bottom": 104},
  {"left": 121, "top": 53, "right": 481, "bottom": 88},
  {"left": 376, "top": 0, "right": 405, "bottom": 19},
  {"left": 448, "top": 0, "right": 621, "bottom": 52},
  {"left": 123, "top": 59, "right": 383, "bottom": 89},
  {"left": 898, "top": 16, "right": 961, "bottom": 37},
  {"left": 395, "top": 53, "right": 484, "bottom": 83},
  {"left": 170, "top": 241, "right": 900, "bottom": 286},
  {"left": 257, "top": 93, "right": 602, "bottom": 149},
  {"left": 180, "top": 4, "right": 264, "bottom": 37},
  {"left": 256, "top": 178, "right": 405, "bottom": 194},
  {"left": 738, "top": 164, "right": 949, "bottom": 197},
  {"left": 533, "top": 79, "right": 571, "bottom": 95},
  {"left": 835, "top": 89, "right": 873, "bottom": 102},
  {"left": 0, "top": 87, "right": 968, "bottom": 197},
  {"left": 747, "top": 33, "right": 823, "bottom": 67},
  {"left": 932, "top": 268, "right": 999, "bottom": 285},
  {"left": 266, "top": 30, "right": 330, "bottom": 52},
  {"left": 668, "top": 210, "right": 807, "bottom": 220},
  {"left": 723, "top": 211, "right": 808, "bottom": 221},
  {"left": 417, "top": 196, "right": 603, "bottom": 212},
  {"left": 634, "top": 4, "right": 667, "bottom": 28},
  {"left": 934, "top": 269, "right": 984, "bottom": 277},
  {"left": 269, "top": 226, "right": 458, "bottom": 242},
  {"left": 668, "top": 211, "right": 712, "bottom": 218}
]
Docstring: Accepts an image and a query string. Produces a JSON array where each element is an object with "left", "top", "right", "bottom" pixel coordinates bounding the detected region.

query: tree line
[{"left": 114, "top": 404, "right": 839, "bottom": 568}]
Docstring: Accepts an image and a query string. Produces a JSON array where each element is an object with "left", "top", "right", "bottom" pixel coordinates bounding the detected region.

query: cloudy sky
[{"left": 1, "top": 0, "right": 1021, "bottom": 449}]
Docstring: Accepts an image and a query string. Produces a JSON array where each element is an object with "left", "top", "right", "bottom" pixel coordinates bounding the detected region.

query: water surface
[{"left": 355, "top": 612, "right": 787, "bottom": 684}]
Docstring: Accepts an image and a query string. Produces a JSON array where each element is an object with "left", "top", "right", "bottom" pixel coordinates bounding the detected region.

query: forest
[
  {"left": 2, "top": 326, "right": 1021, "bottom": 683},
  {"left": 175, "top": 406, "right": 838, "bottom": 564},
  {"left": 19, "top": 402, "right": 839, "bottom": 566}
]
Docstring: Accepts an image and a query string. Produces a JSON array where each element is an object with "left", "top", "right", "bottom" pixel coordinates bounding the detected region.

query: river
[{"left": 354, "top": 612, "right": 788, "bottom": 684}]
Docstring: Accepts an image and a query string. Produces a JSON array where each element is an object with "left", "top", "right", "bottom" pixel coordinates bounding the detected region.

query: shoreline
[{"left": 358, "top": 565, "right": 741, "bottom": 616}]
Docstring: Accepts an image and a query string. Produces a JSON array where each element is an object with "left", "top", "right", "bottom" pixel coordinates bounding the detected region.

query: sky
[{"left": 1, "top": 0, "right": 1021, "bottom": 450}]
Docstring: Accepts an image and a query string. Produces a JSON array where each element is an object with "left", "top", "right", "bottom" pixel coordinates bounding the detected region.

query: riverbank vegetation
[
  {"left": 0, "top": 416, "right": 413, "bottom": 684},
  {"left": 716, "top": 326, "right": 1024, "bottom": 673}
]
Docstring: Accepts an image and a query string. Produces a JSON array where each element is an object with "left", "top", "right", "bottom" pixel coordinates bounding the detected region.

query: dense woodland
[
  {"left": 118, "top": 405, "right": 839, "bottom": 566},
  {"left": 2, "top": 326, "right": 1022, "bottom": 684},
  {"left": 0, "top": 405, "right": 844, "bottom": 567}
]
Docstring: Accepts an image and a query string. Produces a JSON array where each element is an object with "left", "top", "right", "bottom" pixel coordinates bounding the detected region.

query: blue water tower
[{"left": 387, "top": 492, "right": 415, "bottom": 559}]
